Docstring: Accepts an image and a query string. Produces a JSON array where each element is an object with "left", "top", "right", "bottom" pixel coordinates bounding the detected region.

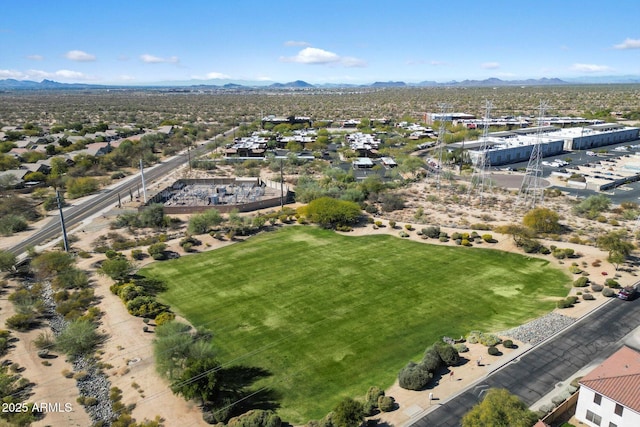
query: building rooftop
[{"left": 580, "top": 346, "right": 640, "bottom": 413}]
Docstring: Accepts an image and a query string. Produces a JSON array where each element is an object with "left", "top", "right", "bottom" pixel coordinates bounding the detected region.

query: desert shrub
[
  {"left": 451, "top": 232, "right": 461, "bottom": 240},
  {"left": 605, "top": 278, "right": 620, "bottom": 288},
  {"left": 487, "top": 346, "right": 500, "bottom": 356},
  {"left": 404, "top": 224, "right": 412, "bottom": 230},
  {"left": 466, "top": 331, "right": 481, "bottom": 344},
  {"left": 154, "top": 311, "right": 175, "bottom": 326},
  {"left": 591, "top": 283, "right": 604, "bottom": 292},
  {"left": 521, "top": 238, "right": 543, "bottom": 254},
  {"left": 365, "top": 386, "right": 384, "bottom": 415},
  {"left": 502, "top": 339, "right": 514, "bottom": 349},
  {"left": 454, "top": 343, "right": 469, "bottom": 353},
  {"left": 567, "top": 296, "right": 579, "bottom": 304},
  {"left": 126, "top": 296, "right": 170, "bottom": 318},
  {"left": 399, "top": 231, "right": 409, "bottom": 238},
  {"left": 388, "top": 220, "right": 396, "bottom": 228},
  {"left": 56, "top": 319, "right": 103, "bottom": 359},
  {"left": 378, "top": 395, "right": 395, "bottom": 412},
  {"left": 439, "top": 236, "right": 448, "bottom": 242},
  {"left": 5, "top": 313, "right": 38, "bottom": 331},
  {"left": 568, "top": 265, "right": 582, "bottom": 274},
  {"left": 422, "top": 346, "right": 444, "bottom": 372},
  {"left": 434, "top": 341, "right": 460, "bottom": 366},
  {"left": 398, "top": 362, "right": 432, "bottom": 390},
  {"left": 422, "top": 226, "right": 441, "bottom": 238},
  {"left": 461, "top": 239, "right": 471, "bottom": 246},
  {"left": 602, "top": 288, "right": 615, "bottom": 297},
  {"left": 479, "top": 333, "right": 501, "bottom": 347},
  {"left": 131, "top": 249, "right": 144, "bottom": 260},
  {"left": 573, "top": 277, "right": 589, "bottom": 287},
  {"left": 482, "top": 234, "right": 494, "bottom": 242},
  {"left": 227, "top": 409, "right": 281, "bottom": 427},
  {"left": 583, "top": 293, "right": 595, "bottom": 300}
]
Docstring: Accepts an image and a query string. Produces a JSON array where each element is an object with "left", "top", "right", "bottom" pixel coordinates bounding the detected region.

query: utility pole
[
  {"left": 56, "top": 190, "right": 69, "bottom": 252},
  {"left": 280, "top": 158, "right": 284, "bottom": 209},
  {"left": 139, "top": 159, "right": 147, "bottom": 203}
]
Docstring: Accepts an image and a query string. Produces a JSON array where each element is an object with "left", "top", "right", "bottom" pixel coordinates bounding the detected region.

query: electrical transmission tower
[
  {"left": 468, "top": 100, "right": 493, "bottom": 203},
  {"left": 434, "top": 103, "right": 451, "bottom": 191},
  {"left": 518, "top": 100, "right": 549, "bottom": 208}
]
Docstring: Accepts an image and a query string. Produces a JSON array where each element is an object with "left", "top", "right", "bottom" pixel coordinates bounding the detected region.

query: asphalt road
[
  {"left": 409, "top": 295, "right": 640, "bottom": 427},
  {"left": 7, "top": 129, "right": 236, "bottom": 256}
]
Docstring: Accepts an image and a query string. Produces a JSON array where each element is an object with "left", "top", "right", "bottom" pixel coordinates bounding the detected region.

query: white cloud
[
  {"left": 26, "top": 55, "right": 43, "bottom": 61},
  {"left": 140, "top": 54, "right": 179, "bottom": 64},
  {"left": 613, "top": 38, "right": 640, "bottom": 49},
  {"left": 481, "top": 62, "right": 500, "bottom": 70},
  {"left": 205, "top": 72, "right": 231, "bottom": 79},
  {"left": 65, "top": 50, "right": 96, "bottom": 62},
  {"left": 284, "top": 40, "right": 310, "bottom": 47},
  {"left": 0, "top": 69, "right": 27, "bottom": 79},
  {"left": 118, "top": 75, "right": 136, "bottom": 81},
  {"left": 280, "top": 47, "right": 366, "bottom": 67},
  {"left": 570, "top": 63, "right": 613, "bottom": 73},
  {"left": 0, "top": 68, "right": 93, "bottom": 81}
]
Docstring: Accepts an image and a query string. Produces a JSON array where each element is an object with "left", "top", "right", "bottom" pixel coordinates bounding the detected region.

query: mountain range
[{"left": 1, "top": 76, "right": 640, "bottom": 91}]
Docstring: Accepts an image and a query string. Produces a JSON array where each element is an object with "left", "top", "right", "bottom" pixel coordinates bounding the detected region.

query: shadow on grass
[{"left": 219, "top": 365, "right": 281, "bottom": 413}]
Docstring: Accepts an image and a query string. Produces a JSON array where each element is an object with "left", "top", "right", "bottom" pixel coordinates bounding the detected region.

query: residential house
[{"left": 575, "top": 345, "right": 640, "bottom": 427}]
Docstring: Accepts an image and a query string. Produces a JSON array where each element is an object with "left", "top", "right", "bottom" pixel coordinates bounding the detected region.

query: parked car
[{"left": 618, "top": 286, "right": 637, "bottom": 300}]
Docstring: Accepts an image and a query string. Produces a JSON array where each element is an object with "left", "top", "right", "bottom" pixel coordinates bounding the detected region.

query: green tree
[
  {"left": 573, "top": 194, "right": 611, "bottom": 219},
  {"left": 462, "top": 388, "right": 538, "bottom": 427},
  {"left": 332, "top": 397, "right": 364, "bottom": 427},
  {"left": 0, "top": 215, "right": 28, "bottom": 236},
  {"left": 99, "top": 257, "right": 135, "bottom": 281},
  {"left": 55, "top": 319, "right": 103, "bottom": 359},
  {"left": 31, "top": 251, "right": 75, "bottom": 278},
  {"left": 596, "top": 230, "right": 635, "bottom": 270},
  {"left": 299, "top": 197, "right": 361, "bottom": 228},
  {"left": 171, "top": 357, "right": 220, "bottom": 404},
  {"left": 188, "top": 209, "right": 223, "bottom": 234},
  {"left": 493, "top": 224, "right": 535, "bottom": 246},
  {"left": 0, "top": 250, "right": 16, "bottom": 272},
  {"left": 522, "top": 207, "right": 562, "bottom": 234},
  {"left": 66, "top": 176, "right": 100, "bottom": 199}
]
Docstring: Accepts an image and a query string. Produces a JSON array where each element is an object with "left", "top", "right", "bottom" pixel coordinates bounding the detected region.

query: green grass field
[{"left": 140, "top": 226, "right": 570, "bottom": 423}]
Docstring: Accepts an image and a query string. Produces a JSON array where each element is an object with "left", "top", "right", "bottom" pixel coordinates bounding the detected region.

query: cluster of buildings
[{"left": 0, "top": 125, "right": 173, "bottom": 188}]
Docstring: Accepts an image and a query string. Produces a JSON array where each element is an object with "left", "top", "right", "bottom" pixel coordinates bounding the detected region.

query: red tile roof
[{"left": 580, "top": 346, "right": 640, "bottom": 413}]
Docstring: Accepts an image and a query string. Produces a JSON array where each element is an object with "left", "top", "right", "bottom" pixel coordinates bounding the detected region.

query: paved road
[
  {"left": 409, "top": 296, "right": 640, "bottom": 427},
  {"left": 7, "top": 129, "right": 236, "bottom": 256}
]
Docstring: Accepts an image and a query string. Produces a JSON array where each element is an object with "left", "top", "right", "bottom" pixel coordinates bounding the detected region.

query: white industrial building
[{"left": 456, "top": 124, "right": 640, "bottom": 166}]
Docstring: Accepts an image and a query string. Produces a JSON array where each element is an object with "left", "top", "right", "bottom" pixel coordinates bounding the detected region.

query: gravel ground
[
  {"left": 500, "top": 312, "right": 577, "bottom": 345},
  {"left": 41, "top": 281, "right": 115, "bottom": 425}
]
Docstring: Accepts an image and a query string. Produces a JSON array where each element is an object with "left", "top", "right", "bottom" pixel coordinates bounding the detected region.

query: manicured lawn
[{"left": 140, "top": 226, "right": 570, "bottom": 423}]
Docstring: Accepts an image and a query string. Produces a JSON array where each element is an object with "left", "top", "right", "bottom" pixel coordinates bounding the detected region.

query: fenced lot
[{"left": 140, "top": 226, "right": 570, "bottom": 423}]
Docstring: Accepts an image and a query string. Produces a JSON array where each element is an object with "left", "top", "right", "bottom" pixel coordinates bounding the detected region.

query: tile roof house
[{"left": 575, "top": 345, "right": 640, "bottom": 427}]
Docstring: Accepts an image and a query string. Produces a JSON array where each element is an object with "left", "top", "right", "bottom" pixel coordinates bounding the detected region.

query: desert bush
[
  {"left": 378, "top": 395, "right": 395, "bottom": 412},
  {"left": 439, "top": 236, "right": 448, "bottom": 242},
  {"left": 398, "top": 362, "right": 432, "bottom": 390},
  {"left": 388, "top": 220, "right": 396, "bottom": 228},
  {"left": 583, "top": 293, "right": 595, "bottom": 300},
  {"left": 502, "top": 339, "right": 514, "bottom": 349},
  {"left": 573, "top": 277, "right": 589, "bottom": 287},
  {"left": 56, "top": 319, "right": 103, "bottom": 359},
  {"left": 5, "top": 313, "right": 38, "bottom": 331},
  {"left": 422, "top": 346, "right": 444, "bottom": 372},
  {"left": 482, "top": 234, "right": 494, "bottom": 242},
  {"left": 154, "top": 311, "right": 175, "bottom": 326},
  {"left": 227, "top": 409, "right": 281, "bottom": 427},
  {"left": 591, "top": 283, "right": 604, "bottom": 292},
  {"left": 568, "top": 265, "right": 582, "bottom": 274},
  {"left": 126, "top": 296, "right": 170, "bottom": 318},
  {"left": 602, "top": 288, "right": 615, "bottom": 297},
  {"left": 454, "top": 343, "right": 469, "bottom": 353},
  {"left": 488, "top": 346, "right": 500, "bottom": 356},
  {"left": 422, "top": 226, "right": 441, "bottom": 238},
  {"left": 479, "top": 333, "right": 501, "bottom": 347},
  {"left": 434, "top": 341, "right": 460, "bottom": 366},
  {"left": 605, "top": 278, "right": 620, "bottom": 288}
]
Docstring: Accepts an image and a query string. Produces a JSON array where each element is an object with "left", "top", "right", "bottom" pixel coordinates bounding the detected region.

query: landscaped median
[{"left": 139, "top": 225, "right": 571, "bottom": 424}]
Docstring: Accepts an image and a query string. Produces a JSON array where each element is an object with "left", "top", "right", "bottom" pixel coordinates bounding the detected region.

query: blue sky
[{"left": 2, "top": 0, "right": 640, "bottom": 85}]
